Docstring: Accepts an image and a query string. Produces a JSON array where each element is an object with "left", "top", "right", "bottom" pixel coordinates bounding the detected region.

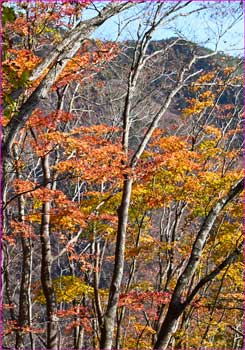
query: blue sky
[
  {"left": 4, "top": 1, "right": 244, "bottom": 57},
  {"left": 88, "top": 1, "right": 244, "bottom": 57}
]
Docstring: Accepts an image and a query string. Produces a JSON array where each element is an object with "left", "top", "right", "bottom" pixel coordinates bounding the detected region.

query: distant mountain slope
[{"left": 79, "top": 38, "right": 242, "bottom": 136}]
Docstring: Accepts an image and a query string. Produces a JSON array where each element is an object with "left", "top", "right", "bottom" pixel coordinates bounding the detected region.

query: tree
[
  {"left": 2, "top": 2, "right": 243, "bottom": 350},
  {"left": 2, "top": 3, "right": 138, "bottom": 349}
]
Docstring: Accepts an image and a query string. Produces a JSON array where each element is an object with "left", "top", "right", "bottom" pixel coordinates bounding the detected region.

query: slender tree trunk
[
  {"left": 40, "top": 155, "right": 59, "bottom": 350},
  {"left": 74, "top": 326, "right": 84, "bottom": 350},
  {"left": 15, "top": 195, "right": 33, "bottom": 349},
  {"left": 115, "top": 216, "right": 144, "bottom": 349},
  {"left": 100, "top": 176, "right": 133, "bottom": 349},
  {"left": 14, "top": 147, "right": 34, "bottom": 349},
  {"left": 93, "top": 241, "right": 103, "bottom": 330},
  {"left": 2, "top": 246, "right": 16, "bottom": 321},
  {"left": 73, "top": 303, "right": 84, "bottom": 350}
]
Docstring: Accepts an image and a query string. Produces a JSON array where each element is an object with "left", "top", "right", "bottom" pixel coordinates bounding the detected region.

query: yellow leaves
[
  {"left": 131, "top": 184, "right": 148, "bottom": 200},
  {"left": 174, "top": 310, "right": 231, "bottom": 349},
  {"left": 183, "top": 102, "right": 205, "bottom": 116},
  {"left": 158, "top": 135, "right": 186, "bottom": 152},
  {"left": 54, "top": 216, "right": 80, "bottom": 231},
  {"left": 195, "top": 71, "right": 216, "bottom": 84},
  {"left": 27, "top": 213, "right": 42, "bottom": 224},
  {"left": 204, "top": 125, "right": 222, "bottom": 139},
  {"left": 51, "top": 205, "right": 86, "bottom": 231},
  {"left": 124, "top": 336, "right": 152, "bottom": 350},
  {"left": 183, "top": 71, "right": 218, "bottom": 117},
  {"left": 182, "top": 96, "right": 214, "bottom": 117},
  {"left": 134, "top": 125, "right": 242, "bottom": 227},
  {"left": 134, "top": 323, "right": 156, "bottom": 335},
  {"left": 207, "top": 212, "right": 243, "bottom": 265},
  {"left": 104, "top": 226, "right": 116, "bottom": 237},
  {"left": 34, "top": 276, "right": 94, "bottom": 304},
  {"left": 126, "top": 232, "right": 158, "bottom": 262},
  {"left": 199, "top": 90, "right": 215, "bottom": 100},
  {"left": 140, "top": 233, "right": 156, "bottom": 245},
  {"left": 130, "top": 281, "right": 154, "bottom": 291},
  {"left": 225, "top": 262, "right": 244, "bottom": 289}
]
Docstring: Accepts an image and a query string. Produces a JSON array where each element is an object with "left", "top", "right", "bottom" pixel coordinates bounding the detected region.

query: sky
[
  {"left": 86, "top": 1, "right": 244, "bottom": 57},
  {"left": 4, "top": 1, "right": 244, "bottom": 57}
]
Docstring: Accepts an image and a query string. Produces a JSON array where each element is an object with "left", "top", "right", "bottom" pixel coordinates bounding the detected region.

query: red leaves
[
  {"left": 4, "top": 320, "right": 44, "bottom": 335},
  {"left": 12, "top": 179, "right": 66, "bottom": 203},
  {"left": 32, "top": 188, "right": 68, "bottom": 203},
  {"left": 27, "top": 109, "right": 74, "bottom": 132},
  {"left": 56, "top": 305, "right": 88, "bottom": 318},
  {"left": 2, "top": 304, "right": 15, "bottom": 310},
  {"left": 119, "top": 290, "right": 171, "bottom": 311},
  {"left": 12, "top": 179, "right": 37, "bottom": 195},
  {"left": 56, "top": 306, "right": 92, "bottom": 334},
  {"left": 54, "top": 41, "right": 119, "bottom": 89},
  {"left": 53, "top": 125, "right": 126, "bottom": 184},
  {"left": 64, "top": 318, "right": 92, "bottom": 334},
  {"left": 10, "top": 221, "right": 36, "bottom": 239},
  {"left": 2, "top": 233, "right": 16, "bottom": 246}
]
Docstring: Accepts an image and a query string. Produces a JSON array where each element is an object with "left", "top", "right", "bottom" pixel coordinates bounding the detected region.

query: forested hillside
[{"left": 2, "top": 2, "right": 244, "bottom": 350}]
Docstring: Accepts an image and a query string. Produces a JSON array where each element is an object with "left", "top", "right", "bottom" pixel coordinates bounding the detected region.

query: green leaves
[{"left": 2, "top": 6, "right": 16, "bottom": 27}]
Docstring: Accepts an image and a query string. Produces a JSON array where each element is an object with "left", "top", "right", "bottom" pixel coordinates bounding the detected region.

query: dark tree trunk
[{"left": 154, "top": 302, "right": 183, "bottom": 350}]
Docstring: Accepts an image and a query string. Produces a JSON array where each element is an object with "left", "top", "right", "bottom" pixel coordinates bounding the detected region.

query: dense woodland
[{"left": 2, "top": 2, "right": 244, "bottom": 350}]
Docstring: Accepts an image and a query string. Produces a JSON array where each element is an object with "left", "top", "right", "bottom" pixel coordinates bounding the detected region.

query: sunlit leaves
[
  {"left": 54, "top": 41, "right": 120, "bottom": 89},
  {"left": 3, "top": 3, "right": 243, "bottom": 348},
  {"left": 3, "top": 49, "right": 40, "bottom": 95},
  {"left": 52, "top": 125, "right": 126, "bottom": 184},
  {"left": 34, "top": 276, "right": 93, "bottom": 304},
  {"left": 119, "top": 290, "right": 171, "bottom": 310}
]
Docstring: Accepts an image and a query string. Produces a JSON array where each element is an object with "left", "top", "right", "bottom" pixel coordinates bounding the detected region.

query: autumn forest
[{"left": 2, "top": 1, "right": 244, "bottom": 350}]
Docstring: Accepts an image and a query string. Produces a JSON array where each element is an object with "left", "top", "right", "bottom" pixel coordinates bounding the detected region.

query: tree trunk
[
  {"left": 15, "top": 198, "right": 33, "bottom": 349},
  {"left": 154, "top": 179, "right": 243, "bottom": 349},
  {"left": 100, "top": 176, "right": 133, "bottom": 349},
  {"left": 14, "top": 145, "right": 34, "bottom": 349},
  {"left": 40, "top": 155, "right": 59, "bottom": 350},
  {"left": 154, "top": 301, "right": 183, "bottom": 349},
  {"left": 115, "top": 216, "right": 144, "bottom": 349}
]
